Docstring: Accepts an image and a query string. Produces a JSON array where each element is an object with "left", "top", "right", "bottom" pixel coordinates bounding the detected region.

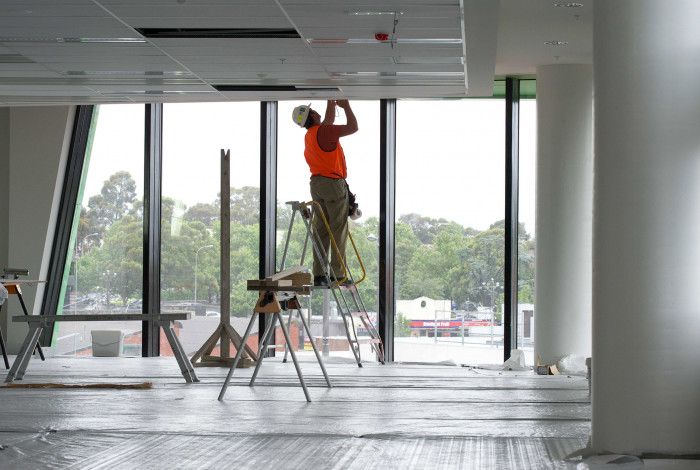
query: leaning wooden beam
[{"left": 190, "top": 149, "right": 255, "bottom": 368}]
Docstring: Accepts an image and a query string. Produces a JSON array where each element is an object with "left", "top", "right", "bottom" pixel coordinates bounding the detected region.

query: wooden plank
[
  {"left": 268, "top": 266, "right": 307, "bottom": 281},
  {"left": 221, "top": 149, "right": 231, "bottom": 358},
  {"left": 13, "top": 313, "right": 191, "bottom": 323},
  {"left": 247, "top": 279, "right": 293, "bottom": 288},
  {"left": 247, "top": 286, "right": 308, "bottom": 294}
]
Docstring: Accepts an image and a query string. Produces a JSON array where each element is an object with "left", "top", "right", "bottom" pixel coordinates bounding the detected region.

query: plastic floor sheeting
[{"left": 0, "top": 357, "right": 593, "bottom": 469}]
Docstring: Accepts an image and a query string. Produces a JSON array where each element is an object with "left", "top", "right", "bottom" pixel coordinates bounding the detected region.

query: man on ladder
[{"left": 292, "top": 99, "right": 358, "bottom": 287}]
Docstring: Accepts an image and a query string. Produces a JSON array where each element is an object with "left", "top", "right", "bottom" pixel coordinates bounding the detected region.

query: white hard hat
[{"left": 292, "top": 103, "right": 312, "bottom": 127}]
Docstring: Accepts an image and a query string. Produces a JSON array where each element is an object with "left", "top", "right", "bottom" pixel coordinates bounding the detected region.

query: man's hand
[
  {"left": 336, "top": 100, "right": 357, "bottom": 136},
  {"left": 322, "top": 100, "right": 336, "bottom": 125}
]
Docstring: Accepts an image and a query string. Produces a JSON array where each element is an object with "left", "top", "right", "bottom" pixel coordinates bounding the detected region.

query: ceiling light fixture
[
  {"left": 346, "top": 10, "right": 404, "bottom": 16},
  {"left": 544, "top": 40, "right": 569, "bottom": 46},
  {"left": 553, "top": 2, "right": 583, "bottom": 7},
  {"left": 101, "top": 90, "right": 217, "bottom": 95},
  {"left": 308, "top": 38, "right": 462, "bottom": 45},
  {"left": 330, "top": 71, "right": 464, "bottom": 78},
  {"left": 64, "top": 70, "right": 192, "bottom": 77}
]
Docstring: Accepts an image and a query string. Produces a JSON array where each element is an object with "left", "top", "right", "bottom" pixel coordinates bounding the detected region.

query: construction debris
[{"left": 2, "top": 382, "right": 153, "bottom": 390}]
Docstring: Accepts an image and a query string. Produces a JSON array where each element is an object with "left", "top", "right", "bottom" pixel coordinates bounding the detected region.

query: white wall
[
  {"left": 396, "top": 297, "right": 451, "bottom": 320},
  {"left": 2, "top": 106, "right": 73, "bottom": 352}
]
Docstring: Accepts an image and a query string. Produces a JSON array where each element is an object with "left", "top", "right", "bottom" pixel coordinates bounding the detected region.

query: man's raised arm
[
  {"left": 322, "top": 100, "right": 336, "bottom": 125},
  {"left": 335, "top": 100, "right": 358, "bottom": 137}
]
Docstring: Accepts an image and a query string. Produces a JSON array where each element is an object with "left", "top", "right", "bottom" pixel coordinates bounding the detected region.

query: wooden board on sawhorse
[
  {"left": 190, "top": 149, "right": 257, "bottom": 368},
  {"left": 218, "top": 277, "right": 331, "bottom": 402}
]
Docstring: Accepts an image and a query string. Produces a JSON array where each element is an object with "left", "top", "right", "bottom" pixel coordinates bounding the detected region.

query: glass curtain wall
[
  {"left": 161, "top": 102, "right": 260, "bottom": 357},
  {"left": 54, "top": 105, "right": 145, "bottom": 356},
  {"left": 518, "top": 93, "right": 536, "bottom": 362},
  {"left": 276, "top": 100, "right": 380, "bottom": 362},
  {"left": 394, "top": 99, "right": 505, "bottom": 365}
]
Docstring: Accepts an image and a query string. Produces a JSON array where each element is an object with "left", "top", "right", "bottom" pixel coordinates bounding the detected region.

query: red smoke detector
[{"left": 375, "top": 32, "right": 389, "bottom": 41}]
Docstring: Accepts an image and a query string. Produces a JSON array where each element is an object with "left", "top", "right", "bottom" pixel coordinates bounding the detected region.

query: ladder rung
[
  {"left": 350, "top": 311, "right": 369, "bottom": 317},
  {"left": 354, "top": 338, "right": 381, "bottom": 344}
]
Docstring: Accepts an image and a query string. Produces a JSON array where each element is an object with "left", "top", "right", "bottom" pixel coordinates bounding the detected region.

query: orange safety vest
[{"left": 304, "top": 125, "right": 347, "bottom": 179}]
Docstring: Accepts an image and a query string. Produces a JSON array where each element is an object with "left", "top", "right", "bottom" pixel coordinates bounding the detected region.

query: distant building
[{"left": 397, "top": 297, "right": 451, "bottom": 321}]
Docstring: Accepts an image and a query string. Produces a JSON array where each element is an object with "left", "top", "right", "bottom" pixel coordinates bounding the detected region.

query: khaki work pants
[{"left": 309, "top": 176, "right": 349, "bottom": 278}]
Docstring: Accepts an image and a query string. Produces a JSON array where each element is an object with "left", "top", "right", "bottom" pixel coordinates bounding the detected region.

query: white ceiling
[{"left": 0, "top": 0, "right": 592, "bottom": 106}]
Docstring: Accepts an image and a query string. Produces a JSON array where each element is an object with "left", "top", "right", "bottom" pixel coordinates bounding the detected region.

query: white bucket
[{"left": 90, "top": 330, "right": 123, "bottom": 357}]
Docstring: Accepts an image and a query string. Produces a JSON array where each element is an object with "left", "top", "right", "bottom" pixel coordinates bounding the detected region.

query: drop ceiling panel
[
  {"left": 197, "top": 72, "right": 331, "bottom": 81},
  {"left": 0, "top": 85, "right": 99, "bottom": 96},
  {"left": 89, "top": 84, "right": 215, "bottom": 93},
  {"left": 0, "top": 18, "right": 141, "bottom": 39},
  {"left": 311, "top": 44, "right": 463, "bottom": 58},
  {"left": 0, "top": 0, "right": 592, "bottom": 103},
  {"left": 150, "top": 38, "right": 312, "bottom": 56},
  {"left": 98, "top": 0, "right": 292, "bottom": 29}
]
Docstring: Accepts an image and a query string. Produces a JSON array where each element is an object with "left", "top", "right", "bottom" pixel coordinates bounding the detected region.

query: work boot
[{"left": 313, "top": 275, "right": 329, "bottom": 287}]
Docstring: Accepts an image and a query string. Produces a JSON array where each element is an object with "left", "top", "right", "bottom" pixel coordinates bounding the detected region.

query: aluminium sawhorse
[
  {"left": 0, "top": 281, "right": 45, "bottom": 369},
  {"left": 218, "top": 282, "right": 331, "bottom": 402}
]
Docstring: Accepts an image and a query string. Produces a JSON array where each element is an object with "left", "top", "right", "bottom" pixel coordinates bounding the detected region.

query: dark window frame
[
  {"left": 143, "top": 103, "right": 163, "bottom": 357},
  {"left": 259, "top": 101, "right": 278, "bottom": 356},
  {"left": 48, "top": 83, "right": 531, "bottom": 361},
  {"left": 40, "top": 105, "right": 95, "bottom": 346}
]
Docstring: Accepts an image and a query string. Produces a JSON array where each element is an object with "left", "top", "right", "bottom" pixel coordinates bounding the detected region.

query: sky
[{"left": 82, "top": 99, "right": 537, "bottom": 235}]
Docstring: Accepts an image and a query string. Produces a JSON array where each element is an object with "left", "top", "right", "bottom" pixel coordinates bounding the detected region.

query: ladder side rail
[
  {"left": 328, "top": 285, "right": 363, "bottom": 365},
  {"left": 299, "top": 224, "right": 311, "bottom": 266},
  {"left": 298, "top": 209, "right": 333, "bottom": 282},
  {"left": 279, "top": 207, "right": 297, "bottom": 272},
  {"left": 298, "top": 209, "right": 366, "bottom": 363},
  {"left": 347, "top": 286, "right": 385, "bottom": 363},
  {"left": 346, "top": 231, "right": 367, "bottom": 284}
]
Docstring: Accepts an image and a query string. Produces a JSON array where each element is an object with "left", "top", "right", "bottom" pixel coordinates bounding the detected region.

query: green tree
[
  {"left": 184, "top": 202, "right": 218, "bottom": 227},
  {"left": 80, "top": 171, "right": 137, "bottom": 244}
]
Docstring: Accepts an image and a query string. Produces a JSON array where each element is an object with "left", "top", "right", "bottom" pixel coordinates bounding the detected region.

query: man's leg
[
  {"left": 310, "top": 178, "right": 332, "bottom": 277},
  {"left": 325, "top": 185, "right": 349, "bottom": 280},
  {"left": 310, "top": 177, "right": 348, "bottom": 280}
]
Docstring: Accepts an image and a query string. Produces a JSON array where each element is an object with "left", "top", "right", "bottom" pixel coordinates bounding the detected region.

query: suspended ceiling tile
[
  {"left": 89, "top": 82, "right": 214, "bottom": 91},
  {"left": 150, "top": 38, "right": 312, "bottom": 56},
  {"left": 180, "top": 62, "right": 326, "bottom": 72},
  {"left": 8, "top": 43, "right": 169, "bottom": 59},
  {"left": 339, "top": 84, "right": 468, "bottom": 99},
  {"left": 0, "top": 85, "right": 99, "bottom": 96},
  {"left": 311, "top": 43, "right": 463, "bottom": 58},
  {"left": 97, "top": 0, "right": 292, "bottom": 29},
  {"left": 0, "top": 18, "right": 141, "bottom": 39},
  {"left": 198, "top": 73, "right": 332, "bottom": 82}
]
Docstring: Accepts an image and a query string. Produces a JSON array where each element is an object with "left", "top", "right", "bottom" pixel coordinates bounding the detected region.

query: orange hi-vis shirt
[{"left": 304, "top": 125, "right": 347, "bottom": 179}]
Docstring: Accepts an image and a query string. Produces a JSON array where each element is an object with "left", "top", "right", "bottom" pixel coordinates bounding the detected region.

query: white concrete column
[
  {"left": 534, "top": 64, "right": 593, "bottom": 365},
  {"left": 593, "top": 1, "right": 700, "bottom": 454}
]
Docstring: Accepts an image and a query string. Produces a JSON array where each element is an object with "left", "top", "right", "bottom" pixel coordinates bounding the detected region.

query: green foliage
[
  {"left": 395, "top": 312, "right": 412, "bottom": 337},
  {"left": 72, "top": 172, "right": 536, "bottom": 318}
]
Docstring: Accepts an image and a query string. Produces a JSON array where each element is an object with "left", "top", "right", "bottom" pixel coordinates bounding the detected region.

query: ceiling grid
[{"left": 0, "top": 0, "right": 592, "bottom": 105}]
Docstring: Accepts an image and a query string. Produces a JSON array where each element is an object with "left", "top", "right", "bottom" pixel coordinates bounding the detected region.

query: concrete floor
[{"left": 0, "top": 356, "right": 692, "bottom": 469}]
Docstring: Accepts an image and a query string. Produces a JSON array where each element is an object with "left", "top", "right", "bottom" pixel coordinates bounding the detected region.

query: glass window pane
[
  {"left": 518, "top": 97, "right": 536, "bottom": 364},
  {"left": 277, "top": 100, "right": 380, "bottom": 363},
  {"left": 395, "top": 99, "right": 505, "bottom": 365},
  {"left": 161, "top": 102, "right": 260, "bottom": 357},
  {"left": 55, "top": 104, "right": 144, "bottom": 357}
]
